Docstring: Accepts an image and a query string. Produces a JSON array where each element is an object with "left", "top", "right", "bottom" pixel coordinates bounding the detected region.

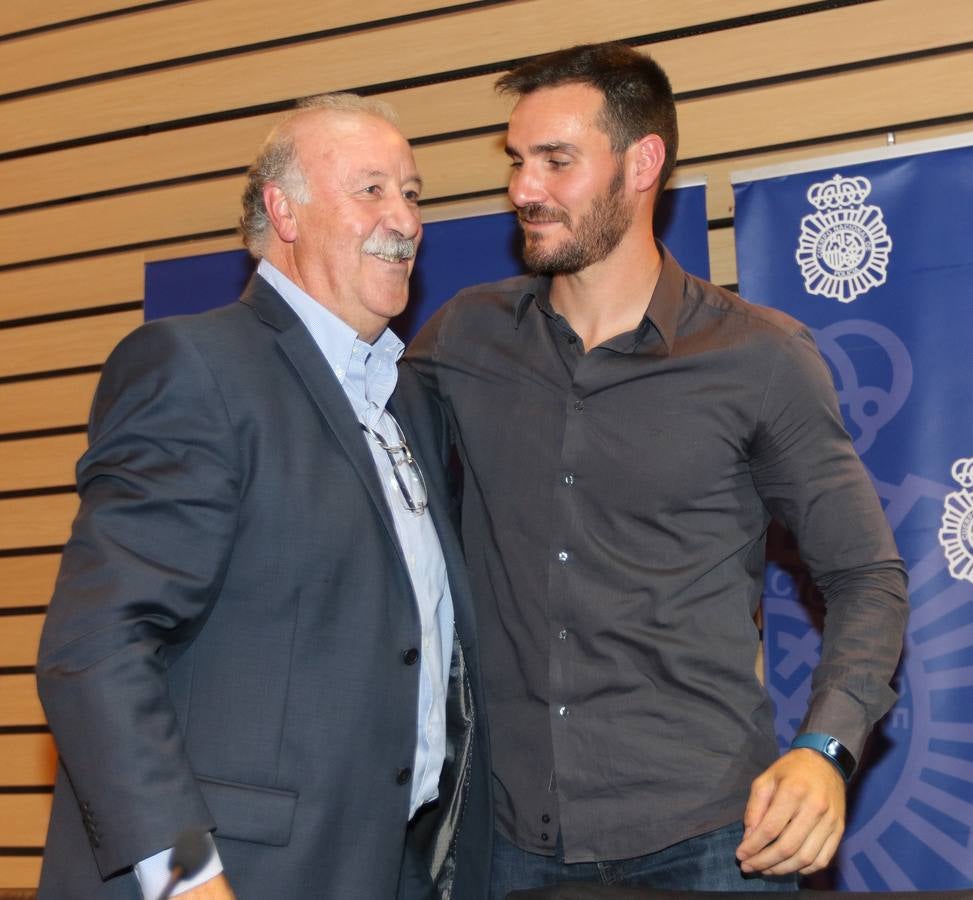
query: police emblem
[
  {"left": 939, "top": 457, "right": 973, "bottom": 582},
  {"left": 795, "top": 173, "right": 892, "bottom": 303}
]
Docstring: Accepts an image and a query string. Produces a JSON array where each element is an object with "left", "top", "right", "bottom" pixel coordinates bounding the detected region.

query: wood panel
[
  {"left": 0, "top": 0, "right": 834, "bottom": 154},
  {"left": 0, "top": 855, "right": 42, "bottom": 891},
  {"left": 0, "top": 374, "right": 100, "bottom": 435},
  {"left": 0, "top": 436, "right": 85, "bottom": 492},
  {"left": 1, "top": 110, "right": 282, "bottom": 214},
  {"left": 0, "top": 735, "right": 57, "bottom": 786},
  {"left": 142, "top": 233, "right": 245, "bottom": 263},
  {"left": 422, "top": 193, "right": 512, "bottom": 226},
  {"left": 0, "top": 675, "right": 44, "bottom": 725},
  {"left": 0, "top": 795, "right": 51, "bottom": 846},
  {"left": 0, "top": 615, "right": 45, "bottom": 668},
  {"left": 679, "top": 119, "right": 973, "bottom": 222},
  {"left": 2, "top": 0, "right": 455, "bottom": 96},
  {"left": 0, "top": 235, "right": 248, "bottom": 322},
  {"left": 0, "top": 557, "right": 61, "bottom": 609},
  {"left": 678, "top": 50, "right": 972, "bottom": 160},
  {"left": 0, "top": 495, "right": 79, "bottom": 551},
  {"left": 0, "top": 252, "right": 144, "bottom": 322},
  {"left": 0, "top": 311, "right": 141, "bottom": 378},
  {"left": 651, "top": 0, "right": 972, "bottom": 91},
  {"left": 0, "top": 177, "right": 242, "bottom": 268},
  {"left": 708, "top": 227, "right": 737, "bottom": 289},
  {"left": 3, "top": 0, "right": 970, "bottom": 211},
  {"left": 5, "top": 50, "right": 970, "bottom": 271},
  {"left": 0, "top": 0, "right": 141, "bottom": 37}
]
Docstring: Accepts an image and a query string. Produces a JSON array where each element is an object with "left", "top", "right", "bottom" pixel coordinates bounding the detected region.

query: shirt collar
[
  {"left": 642, "top": 243, "right": 685, "bottom": 355},
  {"left": 512, "top": 243, "right": 685, "bottom": 355},
  {"left": 257, "top": 259, "right": 404, "bottom": 386}
]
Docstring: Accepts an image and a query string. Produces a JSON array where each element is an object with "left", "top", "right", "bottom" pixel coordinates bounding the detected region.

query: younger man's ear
[{"left": 632, "top": 133, "right": 666, "bottom": 194}]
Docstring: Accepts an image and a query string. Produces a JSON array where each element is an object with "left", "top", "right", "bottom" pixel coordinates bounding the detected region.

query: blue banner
[
  {"left": 144, "top": 183, "right": 711, "bottom": 334},
  {"left": 733, "top": 136, "right": 973, "bottom": 891}
]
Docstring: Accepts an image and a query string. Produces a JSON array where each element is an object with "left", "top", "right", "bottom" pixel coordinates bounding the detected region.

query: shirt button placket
[{"left": 548, "top": 392, "right": 585, "bottom": 835}]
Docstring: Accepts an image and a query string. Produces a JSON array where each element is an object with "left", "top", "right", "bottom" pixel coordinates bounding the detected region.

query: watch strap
[{"left": 791, "top": 732, "right": 856, "bottom": 782}]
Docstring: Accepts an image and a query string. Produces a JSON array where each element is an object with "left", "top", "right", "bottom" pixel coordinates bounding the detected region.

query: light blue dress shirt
[{"left": 135, "top": 260, "right": 454, "bottom": 897}]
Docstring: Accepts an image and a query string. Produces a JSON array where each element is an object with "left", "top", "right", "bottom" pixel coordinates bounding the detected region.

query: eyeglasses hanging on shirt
[{"left": 360, "top": 409, "right": 428, "bottom": 516}]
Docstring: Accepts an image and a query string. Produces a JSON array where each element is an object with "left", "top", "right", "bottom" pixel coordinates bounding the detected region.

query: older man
[
  {"left": 36, "top": 94, "right": 490, "bottom": 900},
  {"left": 407, "top": 43, "right": 908, "bottom": 897}
]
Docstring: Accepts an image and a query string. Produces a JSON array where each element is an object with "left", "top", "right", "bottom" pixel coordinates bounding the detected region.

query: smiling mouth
[
  {"left": 518, "top": 203, "right": 570, "bottom": 228},
  {"left": 367, "top": 251, "right": 410, "bottom": 263}
]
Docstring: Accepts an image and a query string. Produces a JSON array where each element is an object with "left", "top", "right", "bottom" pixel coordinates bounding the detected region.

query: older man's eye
[
  {"left": 403, "top": 190, "right": 421, "bottom": 203},
  {"left": 364, "top": 185, "right": 382, "bottom": 195}
]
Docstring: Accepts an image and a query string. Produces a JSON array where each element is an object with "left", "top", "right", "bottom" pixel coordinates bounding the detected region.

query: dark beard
[{"left": 520, "top": 164, "right": 633, "bottom": 275}]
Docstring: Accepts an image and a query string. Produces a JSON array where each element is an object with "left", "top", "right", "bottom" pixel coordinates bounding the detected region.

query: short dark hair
[{"left": 496, "top": 42, "right": 679, "bottom": 191}]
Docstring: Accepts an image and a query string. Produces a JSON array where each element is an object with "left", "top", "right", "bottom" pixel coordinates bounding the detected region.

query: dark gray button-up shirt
[{"left": 406, "top": 248, "right": 907, "bottom": 863}]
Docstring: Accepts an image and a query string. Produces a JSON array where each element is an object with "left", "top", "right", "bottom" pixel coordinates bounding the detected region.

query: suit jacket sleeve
[{"left": 36, "top": 319, "right": 240, "bottom": 878}]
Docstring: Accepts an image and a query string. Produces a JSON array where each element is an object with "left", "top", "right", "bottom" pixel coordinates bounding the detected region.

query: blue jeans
[{"left": 490, "top": 822, "right": 799, "bottom": 899}]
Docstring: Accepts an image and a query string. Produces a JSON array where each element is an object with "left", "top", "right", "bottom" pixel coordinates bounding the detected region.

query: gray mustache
[{"left": 362, "top": 234, "right": 417, "bottom": 261}]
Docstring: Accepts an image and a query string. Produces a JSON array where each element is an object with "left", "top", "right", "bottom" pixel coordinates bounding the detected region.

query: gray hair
[{"left": 239, "top": 93, "right": 400, "bottom": 257}]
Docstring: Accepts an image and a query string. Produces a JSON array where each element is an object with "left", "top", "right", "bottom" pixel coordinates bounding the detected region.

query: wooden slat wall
[{"left": 1, "top": 0, "right": 971, "bottom": 888}]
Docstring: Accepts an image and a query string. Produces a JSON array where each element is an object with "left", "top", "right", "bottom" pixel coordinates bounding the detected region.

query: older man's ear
[{"left": 263, "top": 183, "right": 298, "bottom": 244}]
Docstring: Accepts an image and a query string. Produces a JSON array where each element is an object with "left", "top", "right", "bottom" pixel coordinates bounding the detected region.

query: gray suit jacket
[{"left": 36, "top": 276, "right": 491, "bottom": 899}]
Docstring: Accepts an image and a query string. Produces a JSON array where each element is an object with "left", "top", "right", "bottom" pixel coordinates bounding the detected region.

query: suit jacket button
[
  {"left": 403, "top": 648, "right": 419, "bottom": 665},
  {"left": 396, "top": 767, "right": 412, "bottom": 785}
]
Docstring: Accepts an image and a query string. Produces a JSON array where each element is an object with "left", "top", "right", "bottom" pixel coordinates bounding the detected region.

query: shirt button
[
  {"left": 564, "top": 474, "right": 575, "bottom": 486},
  {"left": 557, "top": 550, "right": 569, "bottom": 563},
  {"left": 396, "top": 767, "right": 412, "bottom": 785},
  {"left": 573, "top": 399, "right": 584, "bottom": 411},
  {"left": 403, "top": 648, "right": 419, "bottom": 665},
  {"left": 567, "top": 335, "right": 577, "bottom": 344},
  {"left": 558, "top": 629, "right": 567, "bottom": 640},
  {"left": 542, "top": 813, "right": 551, "bottom": 824},
  {"left": 558, "top": 705, "right": 570, "bottom": 717},
  {"left": 541, "top": 832, "right": 550, "bottom": 841}
]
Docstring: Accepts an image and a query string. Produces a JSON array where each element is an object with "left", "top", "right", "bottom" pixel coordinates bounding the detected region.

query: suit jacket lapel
[{"left": 240, "top": 277, "right": 404, "bottom": 561}]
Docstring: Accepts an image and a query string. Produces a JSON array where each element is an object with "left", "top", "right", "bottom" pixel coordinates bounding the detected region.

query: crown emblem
[{"left": 806, "top": 174, "right": 871, "bottom": 210}]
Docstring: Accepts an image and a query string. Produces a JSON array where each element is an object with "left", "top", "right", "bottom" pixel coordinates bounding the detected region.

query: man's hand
[
  {"left": 735, "top": 748, "right": 846, "bottom": 876},
  {"left": 176, "top": 873, "right": 236, "bottom": 899}
]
